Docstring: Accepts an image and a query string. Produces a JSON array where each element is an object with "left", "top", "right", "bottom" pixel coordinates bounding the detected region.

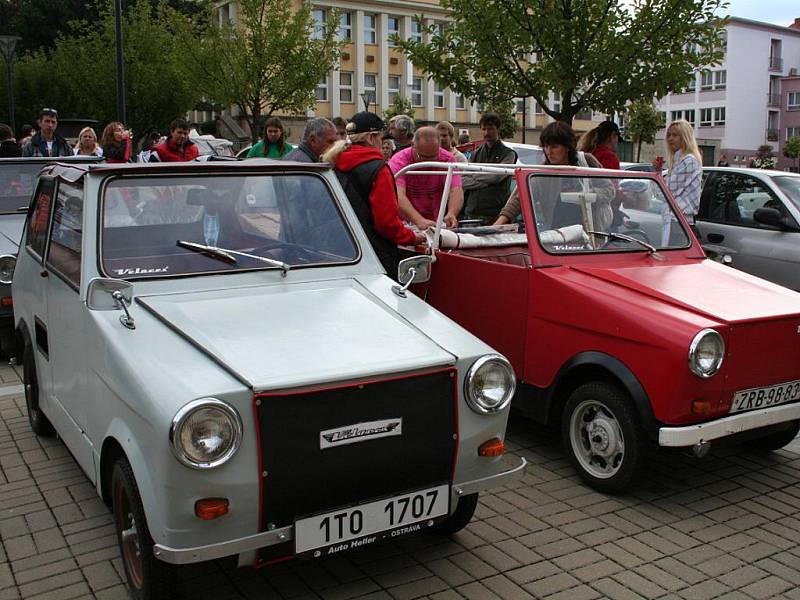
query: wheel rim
[
  {"left": 23, "top": 361, "right": 40, "bottom": 424},
  {"left": 569, "top": 399, "right": 625, "bottom": 480},
  {"left": 114, "top": 478, "right": 144, "bottom": 589}
]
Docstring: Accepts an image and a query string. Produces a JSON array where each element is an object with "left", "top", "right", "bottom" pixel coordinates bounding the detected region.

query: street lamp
[
  {"left": 114, "top": 0, "right": 127, "bottom": 124},
  {"left": 0, "top": 35, "right": 21, "bottom": 133},
  {"left": 360, "top": 91, "right": 373, "bottom": 112}
]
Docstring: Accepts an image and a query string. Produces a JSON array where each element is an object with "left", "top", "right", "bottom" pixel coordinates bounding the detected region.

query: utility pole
[{"left": 114, "top": 0, "right": 127, "bottom": 124}]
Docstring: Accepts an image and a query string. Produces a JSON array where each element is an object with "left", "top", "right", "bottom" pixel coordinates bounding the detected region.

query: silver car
[
  {"left": 13, "top": 160, "right": 524, "bottom": 599},
  {"left": 696, "top": 167, "right": 800, "bottom": 291}
]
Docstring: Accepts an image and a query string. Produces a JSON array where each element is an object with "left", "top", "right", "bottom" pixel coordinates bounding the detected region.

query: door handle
[
  {"left": 707, "top": 233, "right": 724, "bottom": 243},
  {"left": 39, "top": 270, "right": 48, "bottom": 278}
]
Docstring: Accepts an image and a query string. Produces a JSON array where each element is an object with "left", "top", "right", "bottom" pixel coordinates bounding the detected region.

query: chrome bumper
[
  {"left": 659, "top": 402, "right": 800, "bottom": 447},
  {"left": 153, "top": 456, "right": 527, "bottom": 565}
]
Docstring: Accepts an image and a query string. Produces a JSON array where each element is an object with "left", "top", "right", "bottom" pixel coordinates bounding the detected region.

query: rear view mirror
[
  {"left": 392, "top": 255, "right": 433, "bottom": 298},
  {"left": 753, "top": 207, "right": 800, "bottom": 232},
  {"left": 87, "top": 277, "right": 133, "bottom": 310}
]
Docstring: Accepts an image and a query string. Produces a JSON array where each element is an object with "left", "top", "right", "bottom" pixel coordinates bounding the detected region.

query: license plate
[
  {"left": 730, "top": 380, "right": 800, "bottom": 414},
  {"left": 294, "top": 484, "right": 449, "bottom": 556}
]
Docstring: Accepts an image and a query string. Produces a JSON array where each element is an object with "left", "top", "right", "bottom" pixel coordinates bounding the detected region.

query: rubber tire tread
[
  {"left": 112, "top": 457, "right": 175, "bottom": 600},
  {"left": 562, "top": 381, "right": 644, "bottom": 494},
  {"left": 23, "top": 345, "right": 55, "bottom": 437},
  {"left": 746, "top": 420, "right": 800, "bottom": 452},
  {"left": 432, "top": 493, "right": 478, "bottom": 535}
]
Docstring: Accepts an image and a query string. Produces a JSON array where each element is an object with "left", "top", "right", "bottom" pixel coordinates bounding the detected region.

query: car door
[
  {"left": 696, "top": 171, "right": 799, "bottom": 289},
  {"left": 41, "top": 178, "right": 93, "bottom": 476}
]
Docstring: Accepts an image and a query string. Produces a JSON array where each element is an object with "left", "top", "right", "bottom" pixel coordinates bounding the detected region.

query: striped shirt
[{"left": 666, "top": 150, "right": 702, "bottom": 222}]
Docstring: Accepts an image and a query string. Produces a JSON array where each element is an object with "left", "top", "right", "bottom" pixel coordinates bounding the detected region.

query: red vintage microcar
[{"left": 398, "top": 163, "right": 800, "bottom": 492}]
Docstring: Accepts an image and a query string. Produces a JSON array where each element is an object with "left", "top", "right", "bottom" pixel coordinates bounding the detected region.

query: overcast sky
[{"left": 717, "top": 0, "right": 798, "bottom": 27}]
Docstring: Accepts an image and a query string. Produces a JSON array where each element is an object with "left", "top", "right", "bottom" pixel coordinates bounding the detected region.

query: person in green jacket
[{"left": 246, "top": 116, "right": 294, "bottom": 158}]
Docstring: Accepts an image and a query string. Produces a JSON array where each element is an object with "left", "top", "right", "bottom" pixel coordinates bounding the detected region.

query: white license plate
[
  {"left": 294, "top": 484, "right": 449, "bottom": 556},
  {"left": 730, "top": 380, "right": 800, "bottom": 414}
]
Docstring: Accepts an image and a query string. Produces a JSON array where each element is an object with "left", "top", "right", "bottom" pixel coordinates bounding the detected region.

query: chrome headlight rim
[
  {"left": 0, "top": 254, "right": 16, "bottom": 285},
  {"left": 169, "top": 398, "right": 243, "bottom": 469},
  {"left": 464, "top": 354, "right": 516, "bottom": 415},
  {"left": 688, "top": 328, "right": 725, "bottom": 379}
]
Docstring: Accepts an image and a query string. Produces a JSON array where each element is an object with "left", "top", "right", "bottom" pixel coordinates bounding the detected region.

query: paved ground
[{"left": 1, "top": 362, "right": 799, "bottom": 600}]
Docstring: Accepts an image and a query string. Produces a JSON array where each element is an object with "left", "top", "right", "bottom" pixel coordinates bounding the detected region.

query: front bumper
[
  {"left": 659, "top": 402, "right": 800, "bottom": 447},
  {"left": 153, "top": 456, "right": 527, "bottom": 565}
]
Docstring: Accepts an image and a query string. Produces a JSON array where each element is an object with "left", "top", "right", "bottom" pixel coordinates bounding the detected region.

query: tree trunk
[{"left": 636, "top": 138, "right": 642, "bottom": 162}]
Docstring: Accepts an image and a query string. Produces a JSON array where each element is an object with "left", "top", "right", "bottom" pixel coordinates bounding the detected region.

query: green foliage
[
  {"left": 625, "top": 101, "right": 664, "bottom": 161},
  {"left": 173, "top": 0, "right": 343, "bottom": 141},
  {"left": 394, "top": 0, "right": 728, "bottom": 125},
  {"left": 484, "top": 101, "right": 517, "bottom": 140},
  {"left": 1, "top": 0, "right": 199, "bottom": 137},
  {"left": 383, "top": 96, "right": 415, "bottom": 121},
  {"left": 752, "top": 145, "right": 776, "bottom": 169},
  {"left": 784, "top": 136, "right": 800, "bottom": 170}
]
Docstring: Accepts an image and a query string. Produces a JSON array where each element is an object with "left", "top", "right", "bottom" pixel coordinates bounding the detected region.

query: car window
[
  {"left": 514, "top": 147, "right": 545, "bottom": 165},
  {"left": 46, "top": 182, "right": 83, "bottom": 287},
  {"left": 0, "top": 163, "right": 45, "bottom": 214},
  {"left": 773, "top": 176, "right": 800, "bottom": 212},
  {"left": 528, "top": 173, "right": 690, "bottom": 253},
  {"left": 26, "top": 178, "right": 55, "bottom": 258},
  {"left": 705, "top": 173, "right": 784, "bottom": 226},
  {"left": 101, "top": 173, "right": 358, "bottom": 278}
]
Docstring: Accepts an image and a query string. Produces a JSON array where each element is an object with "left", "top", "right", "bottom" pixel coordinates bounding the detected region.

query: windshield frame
[
  {"left": 524, "top": 171, "right": 693, "bottom": 256},
  {"left": 773, "top": 175, "right": 800, "bottom": 213},
  {"left": 96, "top": 169, "right": 363, "bottom": 280}
]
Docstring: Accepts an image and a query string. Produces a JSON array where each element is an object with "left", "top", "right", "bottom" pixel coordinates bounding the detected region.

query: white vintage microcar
[{"left": 13, "top": 160, "right": 525, "bottom": 599}]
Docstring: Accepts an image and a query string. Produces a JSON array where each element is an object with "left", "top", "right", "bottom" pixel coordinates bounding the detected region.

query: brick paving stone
[
  {"left": 388, "top": 576, "right": 450, "bottom": 600},
  {"left": 739, "top": 575, "right": 793, "bottom": 599},
  {"left": 505, "top": 561, "right": 560, "bottom": 586},
  {"left": 694, "top": 554, "right": 745, "bottom": 578},
  {"left": 611, "top": 569, "right": 668, "bottom": 598},
  {"left": 755, "top": 556, "right": 800, "bottom": 585},
  {"left": 651, "top": 557, "right": 707, "bottom": 585},
  {"left": 595, "top": 542, "right": 646, "bottom": 568},
  {"left": 591, "top": 576, "right": 648, "bottom": 600},
  {"left": 676, "top": 580, "right": 733, "bottom": 600},
  {"left": 522, "top": 572, "right": 580, "bottom": 598},
  {"left": 428, "top": 591, "right": 465, "bottom": 600},
  {"left": 545, "top": 584, "right": 602, "bottom": 600}
]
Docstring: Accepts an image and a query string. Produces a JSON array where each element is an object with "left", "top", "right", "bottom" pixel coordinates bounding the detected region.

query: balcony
[
  {"left": 767, "top": 93, "right": 781, "bottom": 108},
  {"left": 769, "top": 56, "right": 783, "bottom": 71},
  {"left": 766, "top": 128, "right": 779, "bottom": 141}
]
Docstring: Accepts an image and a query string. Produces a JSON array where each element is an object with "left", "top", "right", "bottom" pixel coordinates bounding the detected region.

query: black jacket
[
  {"left": 21, "top": 132, "right": 72, "bottom": 157},
  {"left": 0, "top": 140, "right": 21, "bottom": 158}
]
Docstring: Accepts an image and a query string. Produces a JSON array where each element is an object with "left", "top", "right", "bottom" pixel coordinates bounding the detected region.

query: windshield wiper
[
  {"left": 586, "top": 230, "right": 662, "bottom": 258},
  {"left": 176, "top": 240, "right": 291, "bottom": 276}
]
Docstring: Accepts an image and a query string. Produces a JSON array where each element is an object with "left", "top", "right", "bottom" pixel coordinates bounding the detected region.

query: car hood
[
  {"left": 571, "top": 259, "right": 800, "bottom": 324},
  {"left": 136, "top": 279, "right": 455, "bottom": 392},
  {"left": 0, "top": 214, "right": 25, "bottom": 255}
]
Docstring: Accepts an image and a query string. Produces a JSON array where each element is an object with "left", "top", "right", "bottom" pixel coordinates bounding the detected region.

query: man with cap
[
  {"left": 588, "top": 120, "right": 623, "bottom": 170},
  {"left": 321, "top": 112, "right": 424, "bottom": 279},
  {"left": 21, "top": 108, "right": 71, "bottom": 157}
]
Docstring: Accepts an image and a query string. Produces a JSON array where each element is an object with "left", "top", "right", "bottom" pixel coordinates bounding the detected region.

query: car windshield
[
  {"left": 101, "top": 173, "right": 358, "bottom": 278},
  {"left": 528, "top": 173, "right": 691, "bottom": 254},
  {"left": 773, "top": 176, "right": 800, "bottom": 211},
  {"left": 0, "top": 163, "right": 44, "bottom": 214}
]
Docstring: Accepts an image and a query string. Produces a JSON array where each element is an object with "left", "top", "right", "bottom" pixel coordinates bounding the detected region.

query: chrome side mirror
[
  {"left": 87, "top": 278, "right": 135, "bottom": 329},
  {"left": 392, "top": 255, "right": 433, "bottom": 298}
]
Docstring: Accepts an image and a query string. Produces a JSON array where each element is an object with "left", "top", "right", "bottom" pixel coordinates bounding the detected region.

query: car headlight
[
  {"left": 0, "top": 255, "right": 16, "bottom": 285},
  {"left": 465, "top": 355, "right": 516, "bottom": 414},
  {"left": 170, "top": 398, "right": 243, "bottom": 469},
  {"left": 688, "top": 329, "right": 725, "bottom": 378}
]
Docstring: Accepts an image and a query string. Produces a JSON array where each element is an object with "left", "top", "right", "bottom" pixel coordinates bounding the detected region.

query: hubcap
[{"left": 570, "top": 399, "right": 625, "bottom": 479}]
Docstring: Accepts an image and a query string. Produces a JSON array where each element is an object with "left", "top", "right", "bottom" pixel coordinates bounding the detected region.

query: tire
[
  {"left": 22, "top": 345, "right": 55, "bottom": 437},
  {"left": 562, "top": 382, "right": 644, "bottom": 494},
  {"left": 745, "top": 420, "right": 800, "bottom": 452},
  {"left": 112, "top": 457, "right": 175, "bottom": 600},
  {"left": 431, "top": 493, "right": 478, "bottom": 535}
]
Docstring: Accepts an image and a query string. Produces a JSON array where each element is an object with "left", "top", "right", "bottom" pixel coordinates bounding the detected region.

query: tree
[
  {"left": 383, "top": 96, "right": 415, "bottom": 121},
  {"left": 625, "top": 101, "right": 664, "bottom": 161},
  {"left": 395, "top": 0, "right": 727, "bottom": 125},
  {"left": 784, "top": 136, "right": 800, "bottom": 172},
  {"left": 175, "top": 0, "right": 342, "bottom": 142}
]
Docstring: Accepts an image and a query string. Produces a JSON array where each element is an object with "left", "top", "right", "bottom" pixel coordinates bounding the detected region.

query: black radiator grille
[{"left": 254, "top": 368, "right": 457, "bottom": 564}]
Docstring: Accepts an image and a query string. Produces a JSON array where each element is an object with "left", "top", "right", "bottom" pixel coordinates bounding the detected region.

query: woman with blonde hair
[
  {"left": 654, "top": 119, "right": 702, "bottom": 226},
  {"left": 73, "top": 127, "right": 102, "bottom": 156}
]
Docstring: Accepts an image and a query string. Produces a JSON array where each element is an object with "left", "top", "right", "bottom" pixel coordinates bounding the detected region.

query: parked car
[
  {"left": 398, "top": 162, "right": 800, "bottom": 493},
  {"left": 14, "top": 159, "right": 524, "bottom": 599},
  {"left": 620, "top": 161, "right": 657, "bottom": 172},
  {"left": 696, "top": 167, "right": 800, "bottom": 291},
  {"left": 456, "top": 140, "right": 545, "bottom": 166},
  {"left": 0, "top": 156, "right": 100, "bottom": 355}
]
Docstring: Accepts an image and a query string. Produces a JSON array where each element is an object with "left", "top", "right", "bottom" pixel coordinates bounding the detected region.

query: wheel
[
  {"left": 562, "top": 382, "right": 644, "bottom": 493},
  {"left": 112, "top": 457, "right": 175, "bottom": 600},
  {"left": 745, "top": 420, "right": 800, "bottom": 452},
  {"left": 22, "top": 345, "right": 55, "bottom": 437},
  {"left": 431, "top": 493, "right": 478, "bottom": 535}
]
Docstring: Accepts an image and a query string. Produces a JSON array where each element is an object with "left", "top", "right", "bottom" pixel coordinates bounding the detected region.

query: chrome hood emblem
[{"left": 320, "top": 418, "right": 402, "bottom": 449}]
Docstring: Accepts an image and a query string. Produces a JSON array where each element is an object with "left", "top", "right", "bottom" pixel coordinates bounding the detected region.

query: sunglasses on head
[{"left": 40, "top": 108, "right": 58, "bottom": 117}]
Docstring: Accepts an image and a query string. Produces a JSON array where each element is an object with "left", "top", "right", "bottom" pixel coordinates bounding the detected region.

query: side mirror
[
  {"left": 392, "top": 255, "right": 433, "bottom": 298},
  {"left": 753, "top": 207, "right": 800, "bottom": 232},
  {"left": 87, "top": 277, "right": 133, "bottom": 310}
]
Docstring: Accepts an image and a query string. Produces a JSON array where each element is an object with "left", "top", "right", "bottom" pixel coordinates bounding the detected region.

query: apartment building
[
  {"left": 656, "top": 17, "right": 800, "bottom": 167},
  {"left": 211, "top": 0, "right": 601, "bottom": 143},
  {"left": 779, "top": 72, "right": 800, "bottom": 170}
]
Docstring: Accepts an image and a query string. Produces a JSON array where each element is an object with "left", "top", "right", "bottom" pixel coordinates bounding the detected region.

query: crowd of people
[{"left": 0, "top": 105, "right": 704, "bottom": 275}]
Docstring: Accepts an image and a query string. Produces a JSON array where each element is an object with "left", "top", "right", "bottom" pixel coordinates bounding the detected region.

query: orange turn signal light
[
  {"left": 478, "top": 437, "right": 505, "bottom": 457},
  {"left": 0, "top": 297, "right": 12, "bottom": 307},
  {"left": 691, "top": 399, "right": 712, "bottom": 415},
  {"left": 195, "top": 498, "right": 229, "bottom": 520}
]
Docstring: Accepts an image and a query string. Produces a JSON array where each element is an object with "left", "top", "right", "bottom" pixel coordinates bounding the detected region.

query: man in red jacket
[{"left": 150, "top": 118, "right": 199, "bottom": 162}]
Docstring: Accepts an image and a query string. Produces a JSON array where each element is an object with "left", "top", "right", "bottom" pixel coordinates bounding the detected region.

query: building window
[
  {"left": 686, "top": 76, "right": 696, "bottom": 93},
  {"left": 552, "top": 92, "right": 561, "bottom": 112},
  {"left": 514, "top": 98, "right": 524, "bottom": 114},
  {"left": 671, "top": 110, "right": 682, "bottom": 122},
  {"left": 340, "top": 71, "right": 353, "bottom": 103},
  {"left": 338, "top": 13, "right": 351, "bottom": 41},
  {"left": 387, "top": 16, "right": 399, "bottom": 46},
  {"left": 714, "top": 70, "right": 726, "bottom": 90},
  {"left": 535, "top": 102, "right": 544, "bottom": 114},
  {"left": 434, "top": 82, "right": 445, "bottom": 108},
  {"left": 218, "top": 3, "right": 231, "bottom": 26},
  {"left": 787, "top": 127, "right": 800, "bottom": 139},
  {"left": 316, "top": 75, "right": 328, "bottom": 101},
  {"left": 411, "top": 77, "right": 423, "bottom": 107},
  {"left": 700, "top": 108, "right": 712, "bottom": 126},
  {"left": 658, "top": 111, "right": 666, "bottom": 125},
  {"left": 700, "top": 71, "right": 713, "bottom": 91},
  {"left": 388, "top": 75, "right": 400, "bottom": 105},
  {"left": 434, "top": 21, "right": 445, "bottom": 37},
  {"left": 685, "top": 109, "right": 695, "bottom": 126},
  {"left": 311, "top": 8, "right": 326, "bottom": 40},
  {"left": 456, "top": 94, "right": 465, "bottom": 109},
  {"left": 363, "top": 14, "right": 376, "bottom": 44},
  {"left": 714, "top": 106, "right": 726, "bottom": 125},
  {"left": 411, "top": 21, "right": 422, "bottom": 43},
  {"left": 789, "top": 92, "right": 800, "bottom": 110},
  {"left": 364, "top": 73, "right": 377, "bottom": 107}
]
